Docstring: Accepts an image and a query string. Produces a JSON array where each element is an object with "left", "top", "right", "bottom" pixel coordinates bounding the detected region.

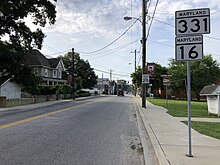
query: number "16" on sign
[{"left": 176, "top": 44, "right": 203, "bottom": 61}]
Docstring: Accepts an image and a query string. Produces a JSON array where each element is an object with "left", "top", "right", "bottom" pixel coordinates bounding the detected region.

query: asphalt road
[{"left": 0, "top": 95, "right": 144, "bottom": 165}]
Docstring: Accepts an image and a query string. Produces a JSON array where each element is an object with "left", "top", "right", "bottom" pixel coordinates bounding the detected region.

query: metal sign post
[
  {"left": 187, "top": 61, "right": 192, "bottom": 157},
  {"left": 161, "top": 75, "right": 172, "bottom": 109},
  {"left": 175, "top": 8, "right": 210, "bottom": 157}
]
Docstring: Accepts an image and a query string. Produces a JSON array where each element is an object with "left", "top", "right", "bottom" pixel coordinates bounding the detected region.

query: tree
[
  {"left": 168, "top": 55, "right": 220, "bottom": 100},
  {"left": 59, "top": 52, "right": 97, "bottom": 90},
  {"left": 0, "top": 0, "right": 56, "bottom": 91},
  {"left": 131, "top": 64, "right": 167, "bottom": 95},
  {"left": 0, "top": 0, "right": 56, "bottom": 49},
  {"left": 131, "top": 66, "right": 142, "bottom": 87},
  {"left": 168, "top": 59, "right": 187, "bottom": 97},
  {"left": 14, "top": 65, "right": 42, "bottom": 94},
  {"left": 191, "top": 55, "right": 220, "bottom": 100},
  {"left": 0, "top": 42, "right": 25, "bottom": 78},
  {"left": 150, "top": 63, "right": 168, "bottom": 94}
]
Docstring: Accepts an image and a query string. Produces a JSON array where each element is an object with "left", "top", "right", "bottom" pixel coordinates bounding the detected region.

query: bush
[
  {"left": 38, "top": 84, "right": 72, "bottom": 96},
  {"left": 39, "top": 85, "right": 53, "bottom": 95},
  {"left": 77, "top": 90, "right": 91, "bottom": 97}
]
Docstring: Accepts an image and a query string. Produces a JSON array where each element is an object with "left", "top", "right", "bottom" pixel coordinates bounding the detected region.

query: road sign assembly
[{"left": 175, "top": 8, "right": 210, "bottom": 157}]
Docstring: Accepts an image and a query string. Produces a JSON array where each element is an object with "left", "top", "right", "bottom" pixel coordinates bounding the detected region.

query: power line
[
  {"left": 86, "top": 38, "right": 140, "bottom": 60},
  {"left": 43, "top": 18, "right": 140, "bottom": 57},
  {"left": 153, "top": 17, "right": 174, "bottom": 27},
  {"left": 94, "top": 68, "right": 130, "bottom": 77},
  {"left": 148, "top": 39, "right": 174, "bottom": 48},
  {"left": 205, "top": 36, "right": 220, "bottom": 41},
  {"left": 137, "top": 45, "right": 142, "bottom": 65},
  {"left": 82, "top": 38, "right": 140, "bottom": 57},
  {"left": 148, "top": 17, "right": 220, "bottom": 42},
  {"left": 147, "top": 0, "right": 160, "bottom": 39},
  {"left": 45, "top": 49, "right": 71, "bottom": 56},
  {"left": 76, "top": 17, "right": 140, "bottom": 54}
]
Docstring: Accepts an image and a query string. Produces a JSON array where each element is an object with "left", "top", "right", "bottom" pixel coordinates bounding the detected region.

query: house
[
  {"left": 0, "top": 78, "right": 21, "bottom": 99},
  {"left": 25, "top": 49, "right": 67, "bottom": 85}
]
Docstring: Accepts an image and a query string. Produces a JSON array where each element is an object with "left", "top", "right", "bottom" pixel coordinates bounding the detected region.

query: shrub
[{"left": 77, "top": 90, "right": 91, "bottom": 97}]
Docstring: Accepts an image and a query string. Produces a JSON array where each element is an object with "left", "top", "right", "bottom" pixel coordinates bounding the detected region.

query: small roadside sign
[
  {"left": 161, "top": 75, "right": 172, "bottom": 86},
  {"left": 175, "top": 8, "right": 210, "bottom": 36},
  {"left": 142, "top": 74, "right": 149, "bottom": 84},
  {"left": 175, "top": 35, "right": 203, "bottom": 61}
]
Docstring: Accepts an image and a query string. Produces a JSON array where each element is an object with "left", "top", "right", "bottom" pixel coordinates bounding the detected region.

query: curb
[
  {"left": 135, "top": 101, "right": 159, "bottom": 165},
  {"left": 134, "top": 97, "right": 170, "bottom": 165}
]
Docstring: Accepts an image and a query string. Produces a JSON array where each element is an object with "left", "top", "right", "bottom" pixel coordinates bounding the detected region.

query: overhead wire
[
  {"left": 94, "top": 68, "right": 129, "bottom": 77},
  {"left": 146, "top": 0, "right": 160, "bottom": 39},
  {"left": 76, "top": 17, "right": 140, "bottom": 54},
  {"left": 44, "top": 17, "right": 140, "bottom": 57},
  {"left": 81, "top": 37, "right": 140, "bottom": 57},
  {"left": 87, "top": 38, "right": 140, "bottom": 60}
]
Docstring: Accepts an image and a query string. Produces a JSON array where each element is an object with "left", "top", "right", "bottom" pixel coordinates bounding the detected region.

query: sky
[{"left": 32, "top": 0, "right": 220, "bottom": 82}]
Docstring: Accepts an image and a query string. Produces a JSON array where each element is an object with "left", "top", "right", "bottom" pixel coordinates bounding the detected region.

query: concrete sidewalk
[{"left": 133, "top": 97, "right": 220, "bottom": 165}]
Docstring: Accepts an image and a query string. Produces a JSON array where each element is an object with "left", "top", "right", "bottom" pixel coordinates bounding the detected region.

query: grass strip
[
  {"left": 182, "top": 121, "right": 220, "bottom": 140},
  {"left": 147, "top": 98, "right": 217, "bottom": 118}
]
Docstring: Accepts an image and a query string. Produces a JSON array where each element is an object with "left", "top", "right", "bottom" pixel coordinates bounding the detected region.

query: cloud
[{"left": 43, "top": 0, "right": 141, "bottom": 38}]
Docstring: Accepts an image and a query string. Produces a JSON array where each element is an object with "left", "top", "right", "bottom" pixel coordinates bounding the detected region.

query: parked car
[{"left": 117, "top": 90, "right": 124, "bottom": 96}]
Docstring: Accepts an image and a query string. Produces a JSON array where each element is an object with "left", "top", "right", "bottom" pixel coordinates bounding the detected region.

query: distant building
[
  {"left": 117, "top": 79, "right": 127, "bottom": 90},
  {"left": 25, "top": 49, "right": 67, "bottom": 85},
  {"left": 96, "top": 78, "right": 110, "bottom": 94}
]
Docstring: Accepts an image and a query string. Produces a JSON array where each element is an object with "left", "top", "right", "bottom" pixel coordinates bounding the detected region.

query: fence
[{"left": 4, "top": 94, "right": 72, "bottom": 108}]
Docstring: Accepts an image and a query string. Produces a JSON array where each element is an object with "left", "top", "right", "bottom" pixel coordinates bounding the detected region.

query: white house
[
  {"left": 0, "top": 79, "right": 21, "bottom": 99},
  {"left": 25, "top": 49, "right": 67, "bottom": 85}
]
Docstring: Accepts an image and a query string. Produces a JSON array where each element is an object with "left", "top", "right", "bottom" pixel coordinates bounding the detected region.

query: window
[
  {"left": 45, "top": 69, "right": 48, "bottom": 77},
  {"left": 53, "top": 70, "right": 57, "bottom": 78},
  {"left": 58, "top": 70, "right": 61, "bottom": 78}
]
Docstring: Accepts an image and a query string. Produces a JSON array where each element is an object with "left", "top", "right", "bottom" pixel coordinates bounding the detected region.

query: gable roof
[
  {"left": 48, "top": 59, "right": 60, "bottom": 68},
  {"left": 0, "top": 76, "right": 11, "bottom": 86},
  {"left": 25, "top": 49, "right": 61, "bottom": 69},
  {"left": 200, "top": 85, "right": 220, "bottom": 96}
]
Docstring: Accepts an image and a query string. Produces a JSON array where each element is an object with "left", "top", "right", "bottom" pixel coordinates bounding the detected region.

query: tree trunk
[{"left": 196, "top": 91, "right": 200, "bottom": 101}]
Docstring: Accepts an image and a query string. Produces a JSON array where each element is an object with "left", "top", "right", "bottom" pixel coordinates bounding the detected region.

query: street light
[
  {"left": 124, "top": 0, "right": 147, "bottom": 108},
  {"left": 123, "top": 16, "right": 141, "bottom": 22},
  {"left": 72, "top": 48, "right": 75, "bottom": 100}
]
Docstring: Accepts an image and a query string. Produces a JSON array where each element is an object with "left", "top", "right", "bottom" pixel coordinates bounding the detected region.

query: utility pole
[
  {"left": 134, "top": 49, "right": 137, "bottom": 96},
  {"left": 131, "top": 49, "right": 137, "bottom": 96},
  {"left": 109, "top": 69, "right": 113, "bottom": 94},
  {"left": 102, "top": 73, "right": 104, "bottom": 93},
  {"left": 142, "top": 0, "right": 147, "bottom": 108},
  {"left": 72, "top": 48, "right": 75, "bottom": 100},
  {"left": 134, "top": 49, "right": 137, "bottom": 72}
]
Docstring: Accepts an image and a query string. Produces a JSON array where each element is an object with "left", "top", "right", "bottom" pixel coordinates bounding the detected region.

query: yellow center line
[{"left": 0, "top": 100, "right": 95, "bottom": 130}]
